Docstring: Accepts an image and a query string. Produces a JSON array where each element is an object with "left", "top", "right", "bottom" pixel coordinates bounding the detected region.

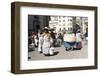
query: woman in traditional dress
[
  {"left": 49, "top": 31, "right": 55, "bottom": 55},
  {"left": 42, "top": 29, "right": 51, "bottom": 56}
]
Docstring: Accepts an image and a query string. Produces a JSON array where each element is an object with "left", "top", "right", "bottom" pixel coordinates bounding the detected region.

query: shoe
[{"left": 39, "top": 51, "right": 42, "bottom": 53}]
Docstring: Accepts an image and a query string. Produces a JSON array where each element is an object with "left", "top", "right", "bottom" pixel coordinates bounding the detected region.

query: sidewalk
[{"left": 28, "top": 40, "right": 88, "bottom": 61}]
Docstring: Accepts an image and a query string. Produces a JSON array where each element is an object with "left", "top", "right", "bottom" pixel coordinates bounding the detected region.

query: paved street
[{"left": 28, "top": 40, "right": 88, "bottom": 61}]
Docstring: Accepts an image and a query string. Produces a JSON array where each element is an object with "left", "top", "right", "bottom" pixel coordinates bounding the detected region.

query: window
[
  {"left": 54, "top": 16, "right": 58, "bottom": 21},
  {"left": 59, "top": 16, "right": 61, "bottom": 19},
  {"left": 68, "top": 27, "right": 72, "bottom": 31},
  {"left": 59, "top": 28, "right": 61, "bottom": 31},
  {"left": 63, "top": 20, "right": 65, "bottom": 22},
  {"left": 70, "top": 19, "right": 72, "bottom": 21},
  {"left": 63, "top": 27, "right": 66, "bottom": 31},
  {"left": 53, "top": 27, "right": 56, "bottom": 30},
  {"left": 59, "top": 20, "right": 61, "bottom": 22},
  {"left": 59, "top": 24, "right": 61, "bottom": 26},
  {"left": 63, "top": 24, "right": 65, "bottom": 26}
]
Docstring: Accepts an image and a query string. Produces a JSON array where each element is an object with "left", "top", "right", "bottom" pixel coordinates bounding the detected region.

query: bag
[
  {"left": 49, "top": 47, "right": 54, "bottom": 55},
  {"left": 76, "top": 42, "right": 82, "bottom": 49}
]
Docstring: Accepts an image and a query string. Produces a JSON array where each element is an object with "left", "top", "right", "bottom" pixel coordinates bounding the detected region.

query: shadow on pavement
[{"left": 53, "top": 51, "right": 59, "bottom": 56}]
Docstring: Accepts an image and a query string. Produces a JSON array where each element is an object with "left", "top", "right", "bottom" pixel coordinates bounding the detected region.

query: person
[
  {"left": 31, "top": 32, "right": 35, "bottom": 45},
  {"left": 75, "top": 30, "right": 82, "bottom": 49},
  {"left": 50, "top": 31, "right": 56, "bottom": 47},
  {"left": 56, "top": 33, "right": 63, "bottom": 47},
  {"left": 76, "top": 30, "right": 81, "bottom": 42},
  {"left": 49, "top": 31, "right": 56, "bottom": 55},
  {"left": 63, "top": 31, "right": 76, "bottom": 51},
  {"left": 42, "top": 29, "right": 51, "bottom": 56},
  {"left": 85, "top": 28, "right": 88, "bottom": 41},
  {"left": 34, "top": 34, "right": 38, "bottom": 47},
  {"left": 28, "top": 38, "right": 35, "bottom": 52},
  {"left": 38, "top": 32, "right": 44, "bottom": 53}
]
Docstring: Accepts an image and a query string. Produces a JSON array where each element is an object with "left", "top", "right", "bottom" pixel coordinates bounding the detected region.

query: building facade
[
  {"left": 49, "top": 16, "right": 88, "bottom": 33},
  {"left": 28, "top": 15, "right": 50, "bottom": 33},
  {"left": 49, "top": 16, "right": 73, "bottom": 33},
  {"left": 28, "top": 15, "right": 88, "bottom": 34}
]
